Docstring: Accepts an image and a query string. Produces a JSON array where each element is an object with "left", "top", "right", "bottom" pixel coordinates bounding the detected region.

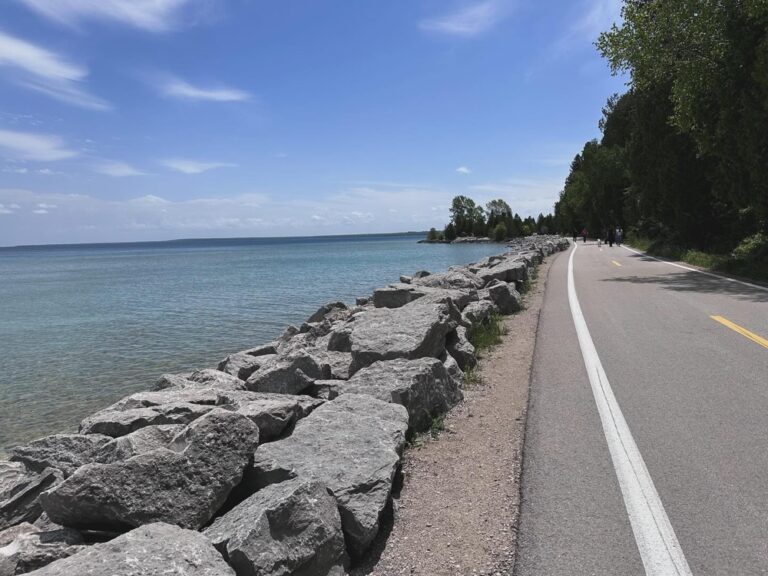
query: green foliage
[
  {"left": 492, "top": 222, "right": 507, "bottom": 242},
  {"left": 430, "top": 414, "right": 445, "bottom": 438},
  {"left": 463, "top": 366, "right": 482, "bottom": 388},
  {"left": 467, "top": 313, "right": 507, "bottom": 353},
  {"left": 443, "top": 222, "right": 457, "bottom": 242},
  {"left": 439, "top": 195, "right": 545, "bottom": 240},
  {"left": 426, "top": 227, "right": 439, "bottom": 241}
]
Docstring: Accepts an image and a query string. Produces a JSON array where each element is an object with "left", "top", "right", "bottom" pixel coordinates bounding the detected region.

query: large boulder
[
  {"left": 217, "top": 352, "right": 277, "bottom": 381},
  {"left": 461, "top": 299, "right": 498, "bottom": 327},
  {"left": 0, "top": 463, "right": 33, "bottom": 502},
  {"left": 215, "top": 390, "right": 323, "bottom": 442},
  {"left": 22, "top": 523, "right": 234, "bottom": 576},
  {"left": 41, "top": 410, "right": 259, "bottom": 531},
  {"left": 446, "top": 326, "right": 477, "bottom": 371},
  {"left": 204, "top": 479, "right": 347, "bottom": 576},
  {"left": 345, "top": 296, "right": 461, "bottom": 374},
  {"left": 412, "top": 268, "right": 484, "bottom": 290},
  {"left": 333, "top": 358, "right": 463, "bottom": 432},
  {"left": 79, "top": 402, "right": 213, "bottom": 437},
  {"left": 248, "top": 395, "right": 409, "bottom": 558},
  {"left": 0, "top": 521, "right": 83, "bottom": 575},
  {"left": 106, "top": 387, "right": 220, "bottom": 411},
  {"left": 485, "top": 281, "right": 522, "bottom": 314},
  {"left": 93, "top": 425, "right": 182, "bottom": 464},
  {"left": 9, "top": 434, "right": 113, "bottom": 478},
  {"left": 186, "top": 369, "right": 247, "bottom": 391},
  {"left": 307, "top": 301, "right": 348, "bottom": 324},
  {"left": 372, "top": 284, "right": 425, "bottom": 309},
  {"left": 246, "top": 352, "right": 330, "bottom": 394},
  {"left": 0, "top": 469, "right": 62, "bottom": 531}
]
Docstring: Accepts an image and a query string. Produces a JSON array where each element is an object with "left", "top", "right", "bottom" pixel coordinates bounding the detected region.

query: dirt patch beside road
[{"left": 352, "top": 253, "right": 558, "bottom": 576}]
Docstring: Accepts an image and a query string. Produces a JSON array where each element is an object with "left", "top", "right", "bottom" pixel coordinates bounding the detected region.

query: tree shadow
[{"left": 603, "top": 260, "right": 768, "bottom": 304}]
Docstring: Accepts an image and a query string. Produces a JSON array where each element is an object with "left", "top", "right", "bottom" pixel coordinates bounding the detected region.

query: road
[{"left": 514, "top": 242, "right": 768, "bottom": 576}]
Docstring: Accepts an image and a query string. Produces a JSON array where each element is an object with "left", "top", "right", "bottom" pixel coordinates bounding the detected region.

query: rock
[
  {"left": 244, "top": 343, "right": 278, "bottom": 357},
  {"left": 187, "top": 369, "right": 247, "bottom": 391},
  {"left": 79, "top": 402, "right": 213, "bottom": 438},
  {"left": 412, "top": 268, "right": 484, "bottom": 290},
  {"left": 308, "top": 301, "right": 348, "bottom": 324},
  {"left": 461, "top": 300, "right": 498, "bottom": 327},
  {"left": 22, "top": 523, "right": 234, "bottom": 576},
  {"left": 41, "top": 410, "right": 259, "bottom": 531},
  {"left": 312, "top": 350, "right": 354, "bottom": 380},
  {"left": 355, "top": 297, "right": 369, "bottom": 306},
  {"left": 151, "top": 372, "right": 193, "bottom": 391},
  {"left": 204, "top": 479, "right": 347, "bottom": 576},
  {"left": 441, "top": 353, "right": 465, "bottom": 388},
  {"left": 0, "top": 522, "right": 83, "bottom": 575},
  {"left": 305, "top": 381, "right": 342, "bottom": 401},
  {"left": 485, "top": 281, "right": 522, "bottom": 314},
  {"left": 107, "top": 387, "right": 220, "bottom": 411},
  {"left": 248, "top": 395, "right": 408, "bottom": 558},
  {"left": 0, "top": 469, "right": 62, "bottom": 531},
  {"left": 9, "top": 435, "right": 112, "bottom": 478},
  {"left": 93, "top": 425, "right": 182, "bottom": 463},
  {"left": 0, "top": 463, "right": 30, "bottom": 502},
  {"left": 446, "top": 326, "right": 477, "bottom": 370},
  {"left": 245, "top": 352, "right": 330, "bottom": 394},
  {"left": 215, "top": 390, "right": 323, "bottom": 442},
  {"left": 346, "top": 296, "right": 461, "bottom": 374},
  {"left": 412, "top": 270, "right": 431, "bottom": 279},
  {"left": 217, "top": 352, "right": 276, "bottom": 380},
  {"left": 278, "top": 325, "right": 299, "bottom": 344},
  {"left": 334, "top": 358, "right": 463, "bottom": 432},
  {"left": 399, "top": 275, "right": 412, "bottom": 284},
  {"left": 372, "top": 284, "right": 425, "bottom": 309},
  {"left": 476, "top": 258, "right": 528, "bottom": 286}
]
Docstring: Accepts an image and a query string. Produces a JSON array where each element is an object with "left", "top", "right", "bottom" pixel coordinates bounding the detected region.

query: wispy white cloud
[
  {"left": 456, "top": 166, "right": 472, "bottom": 174},
  {"left": 161, "top": 78, "right": 250, "bottom": 102},
  {"left": 573, "top": 0, "right": 622, "bottom": 42},
  {"left": 0, "top": 129, "right": 78, "bottom": 161},
  {"left": 0, "top": 30, "right": 109, "bottom": 110},
  {"left": 420, "top": 0, "right": 512, "bottom": 37},
  {"left": 18, "top": 0, "right": 196, "bottom": 33},
  {"left": 161, "top": 158, "right": 236, "bottom": 174},
  {"left": 94, "top": 161, "right": 147, "bottom": 177}
]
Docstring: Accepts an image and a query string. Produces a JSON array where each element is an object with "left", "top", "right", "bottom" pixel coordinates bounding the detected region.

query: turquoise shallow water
[{"left": 0, "top": 233, "right": 506, "bottom": 451}]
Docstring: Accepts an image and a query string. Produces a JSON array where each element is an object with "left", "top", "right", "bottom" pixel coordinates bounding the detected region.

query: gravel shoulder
[{"left": 352, "top": 252, "right": 559, "bottom": 576}]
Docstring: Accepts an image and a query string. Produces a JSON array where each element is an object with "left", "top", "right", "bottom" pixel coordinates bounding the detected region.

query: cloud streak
[
  {"left": 0, "top": 30, "right": 109, "bottom": 110},
  {"left": 0, "top": 129, "right": 78, "bottom": 161},
  {"left": 161, "top": 78, "right": 250, "bottom": 102},
  {"left": 161, "top": 159, "right": 237, "bottom": 174},
  {"left": 420, "top": 0, "right": 512, "bottom": 37},
  {"left": 18, "top": 0, "right": 195, "bottom": 33},
  {"left": 94, "top": 161, "right": 147, "bottom": 177}
]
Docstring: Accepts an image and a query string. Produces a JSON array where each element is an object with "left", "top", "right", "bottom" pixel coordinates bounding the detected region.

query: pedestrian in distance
[
  {"left": 608, "top": 226, "right": 615, "bottom": 247},
  {"left": 616, "top": 227, "right": 623, "bottom": 246},
  {"left": 581, "top": 228, "right": 588, "bottom": 243}
]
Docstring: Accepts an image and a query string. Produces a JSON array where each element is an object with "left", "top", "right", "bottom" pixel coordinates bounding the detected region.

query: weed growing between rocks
[
  {"left": 430, "top": 414, "right": 445, "bottom": 439},
  {"left": 463, "top": 366, "right": 483, "bottom": 389},
  {"left": 468, "top": 313, "right": 507, "bottom": 353}
]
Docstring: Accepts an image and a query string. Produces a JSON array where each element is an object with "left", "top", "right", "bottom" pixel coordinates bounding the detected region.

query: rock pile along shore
[{"left": 0, "top": 236, "right": 570, "bottom": 576}]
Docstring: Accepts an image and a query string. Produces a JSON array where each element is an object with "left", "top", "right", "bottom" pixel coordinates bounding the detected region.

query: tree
[
  {"left": 427, "top": 227, "right": 439, "bottom": 241},
  {"left": 443, "top": 222, "right": 457, "bottom": 241},
  {"left": 492, "top": 222, "right": 508, "bottom": 242},
  {"left": 449, "top": 196, "right": 477, "bottom": 236}
]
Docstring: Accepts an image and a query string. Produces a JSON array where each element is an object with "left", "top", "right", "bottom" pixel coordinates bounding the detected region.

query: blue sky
[{"left": 0, "top": 0, "right": 625, "bottom": 246}]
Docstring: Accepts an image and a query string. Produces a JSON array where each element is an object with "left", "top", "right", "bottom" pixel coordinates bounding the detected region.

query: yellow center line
[
  {"left": 612, "top": 260, "right": 622, "bottom": 267},
  {"left": 710, "top": 315, "right": 768, "bottom": 350}
]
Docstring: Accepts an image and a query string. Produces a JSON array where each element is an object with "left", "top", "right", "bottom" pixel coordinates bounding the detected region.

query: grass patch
[
  {"left": 467, "top": 313, "right": 506, "bottom": 352},
  {"left": 628, "top": 234, "right": 768, "bottom": 283},
  {"left": 429, "top": 414, "right": 445, "bottom": 438},
  {"left": 463, "top": 365, "right": 483, "bottom": 388}
]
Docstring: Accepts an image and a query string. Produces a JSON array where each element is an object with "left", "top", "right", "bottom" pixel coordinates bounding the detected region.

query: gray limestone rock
[
  {"left": 446, "top": 326, "right": 477, "bottom": 370},
  {"left": 485, "top": 281, "right": 522, "bottom": 314},
  {"left": 151, "top": 372, "right": 194, "bottom": 391},
  {"left": 93, "top": 425, "right": 182, "bottom": 464},
  {"left": 411, "top": 268, "right": 484, "bottom": 290},
  {"left": 243, "top": 343, "right": 278, "bottom": 357},
  {"left": 0, "top": 522, "right": 83, "bottom": 575},
  {"left": 333, "top": 358, "right": 462, "bottom": 432},
  {"left": 41, "top": 410, "right": 259, "bottom": 531},
  {"left": 245, "top": 352, "right": 330, "bottom": 395},
  {"left": 372, "top": 284, "right": 425, "bottom": 309},
  {"left": 187, "top": 369, "right": 247, "bottom": 391},
  {"left": 79, "top": 402, "right": 213, "bottom": 437},
  {"left": 308, "top": 301, "right": 348, "bottom": 324},
  {"left": 107, "top": 387, "right": 220, "bottom": 411},
  {"left": 441, "top": 352, "right": 465, "bottom": 388},
  {"left": 0, "top": 464, "right": 31, "bottom": 502},
  {"left": 9, "top": 435, "right": 112, "bottom": 478},
  {"left": 248, "top": 395, "right": 409, "bottom": 558},
  {"left": 22, "top": 523, "right": 234, "bottom": 576},
  {"left": 461, "top": 299, "right": 498, "bottom": 327},
  {"left": 346, "top": 296, "right": 461, "bottom": 374},
  {"left": 0, "top": 469, "right": 62, "bottom": 531},
  {"left": 204, "top": 479, "right": 347, "bottom": 576},
  {"left": 215, "top": 390, "right": 323, "bottom": 442},
  {"left": 217, "top": 352, "right": 275, "bottom": 381}
]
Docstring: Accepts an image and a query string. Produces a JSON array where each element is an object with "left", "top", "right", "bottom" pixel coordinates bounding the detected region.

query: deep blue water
[{"left": 0, "top": 233, "right": 506, "bottom": 451}]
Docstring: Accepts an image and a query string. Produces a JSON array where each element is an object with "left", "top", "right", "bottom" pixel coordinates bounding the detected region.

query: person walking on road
[
  {"left": 608, "top": 226, "right": 615, "bottom": 247},
  {"left": 616, "top": 227, "right": 623, "bottom": 246},
  {"left": 581, "top": 228, "right": 588, "bottom": 243}
]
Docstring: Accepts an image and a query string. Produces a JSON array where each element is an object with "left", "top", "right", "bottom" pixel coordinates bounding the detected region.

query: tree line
[
  {"left": 555, "top": 0, "right": 767, "bottom": 277},
  {"left": 428, "top": 196, "right": 555, "bottom": 242}
]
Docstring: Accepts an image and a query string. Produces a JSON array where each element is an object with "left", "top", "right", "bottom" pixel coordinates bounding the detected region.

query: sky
[{"left": 0, "top": 0, "right": 626, "bottom": 246}]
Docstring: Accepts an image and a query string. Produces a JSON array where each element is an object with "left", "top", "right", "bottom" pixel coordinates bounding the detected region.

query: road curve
[{"left": 515, "top": 242, "right": 768, "bottom": 576}]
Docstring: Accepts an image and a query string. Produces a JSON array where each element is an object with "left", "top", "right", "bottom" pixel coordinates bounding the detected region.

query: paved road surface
[{"left": 515, "top": 242, "right": 768, "bottom": 575}]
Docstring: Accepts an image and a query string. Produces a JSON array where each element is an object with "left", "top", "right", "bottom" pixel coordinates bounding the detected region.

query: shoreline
[{"left": 0, "top": 235, "right": 569, "bottom": 575}]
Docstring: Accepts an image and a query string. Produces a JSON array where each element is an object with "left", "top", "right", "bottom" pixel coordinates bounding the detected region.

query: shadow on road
[{"left": 602, "top": 263, "right": 768, "bottom": 303}]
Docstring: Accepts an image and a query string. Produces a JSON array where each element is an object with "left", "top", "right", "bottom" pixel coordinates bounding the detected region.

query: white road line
[
  {"left": 622, "top": 245, "right": 768, "bottom": 293},
  {"left": 568, "top": 243, "right": 693, "bottom": 576}
]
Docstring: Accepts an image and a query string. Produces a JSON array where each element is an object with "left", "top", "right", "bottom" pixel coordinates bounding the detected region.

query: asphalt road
[{"left": 515, "top": 242, "right": 768, "bottom": 576}]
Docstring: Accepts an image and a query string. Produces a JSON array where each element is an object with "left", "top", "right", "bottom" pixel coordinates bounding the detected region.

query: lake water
[{"left": 0, "top": 233, "right": 507, "bottom": 452}]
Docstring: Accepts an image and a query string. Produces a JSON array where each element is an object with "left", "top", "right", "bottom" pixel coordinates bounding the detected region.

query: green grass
[
  {"left": 467, "top": 313, "right": 507, "bottom": 353},
  {"left": 463, "top": 365, "right": 483, "bottom": 388},
  {"left": 628, "top": 234, "right": 768, "bottom": 283},
  {"left": 429, "top": 414, "right": 445, "bottom": 438}
]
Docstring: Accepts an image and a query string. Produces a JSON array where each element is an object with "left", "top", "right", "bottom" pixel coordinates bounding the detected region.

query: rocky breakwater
[{"left": 0, "top": 236, "right": 569, "bottom": 576}]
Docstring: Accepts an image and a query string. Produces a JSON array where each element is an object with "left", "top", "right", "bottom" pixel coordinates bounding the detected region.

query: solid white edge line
[
  {"left": 622, "top": 245, "right": 768, "bottom": 293},
  {"left": 568, "top": 243, "right": 693, "bottom": 576}
]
